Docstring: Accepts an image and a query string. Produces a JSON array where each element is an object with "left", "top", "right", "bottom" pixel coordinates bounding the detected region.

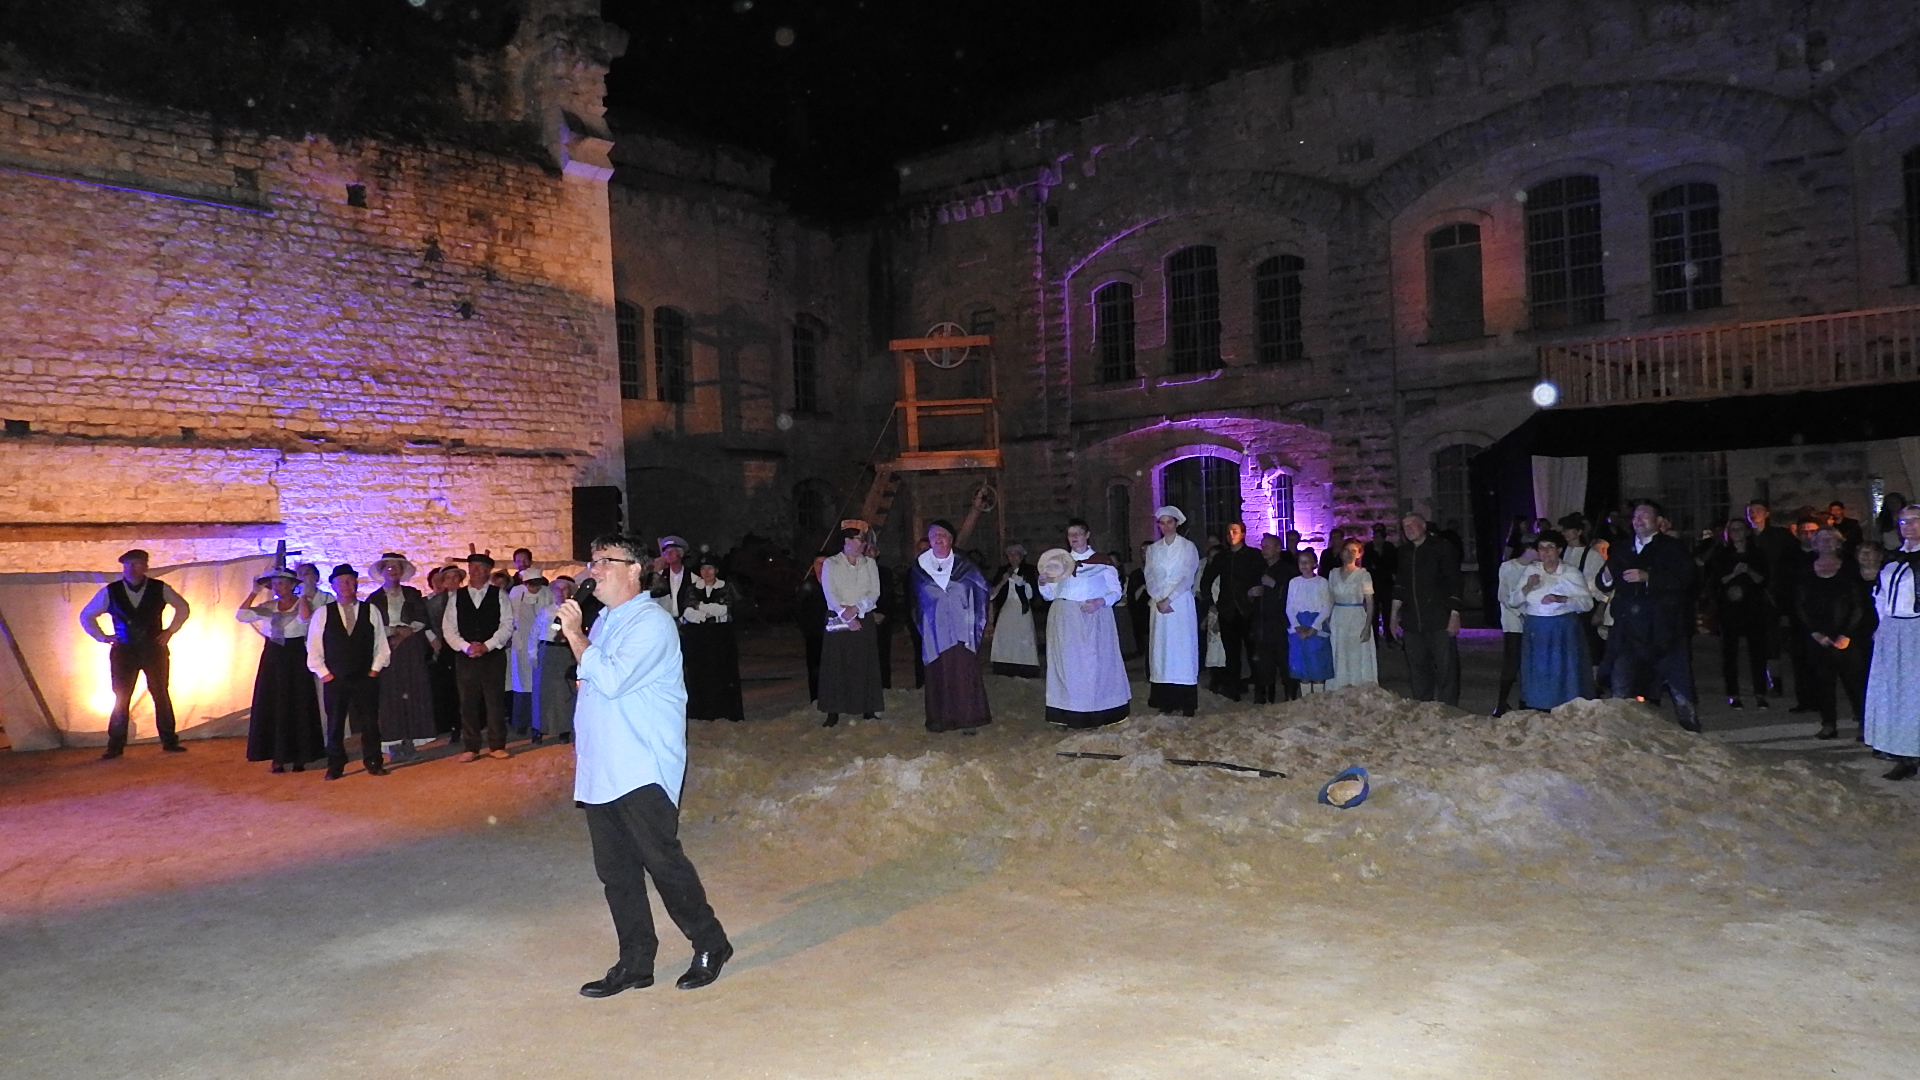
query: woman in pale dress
[
  {"left": 988, "top": 545, "right": 1042, "bottom": 677},
  {"left": 1036, "top": 520, "right": 1132, "bottom": 729},
  {"left": 1327, "top": 539, "right": 1378, "bottom": 689}
]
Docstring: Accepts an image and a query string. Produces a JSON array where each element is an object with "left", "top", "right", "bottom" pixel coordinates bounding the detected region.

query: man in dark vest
[
  {"left": 440, "top": 551, "right": 517, "bottom": 761},
  {"left": 305, "top": 564, "right": 391, "bottom": 780},
  {"left": 1392, "top": 513, "right": 1464, "bottom": 705},
  {"left": 1199, "top": 521, "right": 1268, "bottom": 701},
  {"left": 79, "top": 549, "right": 192, "bottom": 758}
]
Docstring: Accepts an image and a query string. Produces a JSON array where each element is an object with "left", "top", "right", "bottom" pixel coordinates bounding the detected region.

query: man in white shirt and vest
[
  {"left": 557, "top": 532, "right": 731, "bottom": 998},
  {"left": 78, "top": 549, "right": 191, "bottom": 758},
  {"left": 440, "top": 551, "right": 517, "bottom": 761},
  {"left": 306, "top": 564, "right": 392, "bottom": 780}
]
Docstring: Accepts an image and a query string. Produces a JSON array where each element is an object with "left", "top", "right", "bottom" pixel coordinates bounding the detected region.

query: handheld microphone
[{"left": 552, "top": 576, "right": 595, "bottom": 634}]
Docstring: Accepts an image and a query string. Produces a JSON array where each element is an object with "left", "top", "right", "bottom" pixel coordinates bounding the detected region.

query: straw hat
[
  {"left": 1036, "top": 548, "right": 1074, "bottom": 584},
  {"left": 255, "top": 567, "right": 298, "bottom": 586},
  {"left": 371, "top": 552, "right": 417, "bottom": 580}
]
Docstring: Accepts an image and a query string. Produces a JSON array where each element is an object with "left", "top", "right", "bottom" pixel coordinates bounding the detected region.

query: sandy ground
[{"left": 4, "top": 628, "right": 1918, "bottom": 1079}]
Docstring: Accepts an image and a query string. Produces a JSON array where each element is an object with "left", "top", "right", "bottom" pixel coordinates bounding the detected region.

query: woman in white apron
[{"left": 1145, "top": 506, "right": 1201, "bottom": 716}]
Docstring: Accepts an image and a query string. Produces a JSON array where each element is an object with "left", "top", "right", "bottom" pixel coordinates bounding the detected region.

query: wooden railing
[{"left": 1539, "top": 303, "right": 1920, "bottom": 407}]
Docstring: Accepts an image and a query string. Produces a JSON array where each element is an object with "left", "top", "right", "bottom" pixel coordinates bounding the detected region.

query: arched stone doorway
[{"left": 1158, "top": 454, "right": 1241, "bottom": 549}]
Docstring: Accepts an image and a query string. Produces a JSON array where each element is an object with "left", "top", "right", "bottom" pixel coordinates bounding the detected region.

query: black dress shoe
[
  {"left": 365, "top": 761, "right": 389, "bottom": 776},
  {"left": 580, "top": 966, "right": 654, "bottom": 998},
  {"left": 290, "top": 762, "right": 305, "bottom": 772},
  {"left": 270, "top": 763, "right": 286, "bottom": 774},
  {"left": 100, "top": 748, "right": 123, "bottom": 760},
  {"left": 161, "top": 743, "right": 187, "bottom": 753},
  {"left": 324, "top": 766, "right": 344, "bottom": 781},
  {"left": 1726, "top": 697, "right": 1743, "bottom": 710},
  {"left": 1816, "top": 724, "right": 1838, "bottom": 740},
  {"left": 1883, "top": 760, "right": 1919, "bottom": 782},
  {"left": 822, "top": 713, "right": 839, "bottom": 728},
  {"left": 675, "top": 943, "right": 733, "bottom": 990}
]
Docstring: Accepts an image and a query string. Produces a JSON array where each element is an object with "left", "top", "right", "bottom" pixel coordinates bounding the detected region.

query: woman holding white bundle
[
  {"left": 817, "top": 526, "right": 884, "bottom": 728},
  {"left": 1285, "top": 550, "right": 1334, "bottom": 694},
  {"left": 1517, "top": 533, "right": 1596, "bottom": 710},
  {"left": 1037, "top": 519, "right": 1131, "bottom": 729},
  {"left": 988, "top": 545, "right": 1042, "bottom": 677},
  {"left": 1326, "top": 538, "right": 1378, "bottom": 689}
]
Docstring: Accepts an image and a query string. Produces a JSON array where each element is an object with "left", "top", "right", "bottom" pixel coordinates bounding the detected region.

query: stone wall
[
  {"left": 878, "top": 0, "right": 1920, "bottom": 566},
  {"left": 609, "top": 131, "right": 884, "bottom": 556},
  {"left": 0, "top": 74, "right": 623, "bottom": 574}
]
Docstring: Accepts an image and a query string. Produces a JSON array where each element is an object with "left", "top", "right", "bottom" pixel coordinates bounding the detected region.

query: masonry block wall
[
  {"left": 609, "top": 131, "right": 880, "bottom": 555},
  {"left": 0, "top": 77, "right": 623, "bottom": 574},
  {"left": 880, "top": 0, "right": 1920, "bottom": 565}
]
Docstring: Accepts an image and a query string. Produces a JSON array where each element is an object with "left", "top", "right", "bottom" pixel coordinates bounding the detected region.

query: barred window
[
  {"left": 1904, "top": 147, "right": 1920, "bottom": 285},
  {"left": 1254, "top": 255, "right": 1305, "bottom": 363},
  {"left": 1270, "top": 472, "right": 1295, "bottom": 536},
  {"left": 1093, "top": 281, "right": 1137, "bottom": 382},
  {"left": 1432, "top": 443, "right": 1481, "bottom": 566},
  {"left": 791, "top": 316, "right": 822, "bottom": 413},
  {"left": 653, "top": 306, "right": 689, "bottom": 404},
  {"left": 616, "top": 301, "right": 642, "bottom": 400},
  {"left": 1525, "top": 176, "right": 1606, "bottom": 330},
  {"left": 1425, "top": 224, "right": 1484, "bottom": 342},
  {"left": 1650, "top": 183, "right": 1723, "bottom": 314},
  {"left": 1166, "top": 246, "right": 1223, "bottom": 373}
]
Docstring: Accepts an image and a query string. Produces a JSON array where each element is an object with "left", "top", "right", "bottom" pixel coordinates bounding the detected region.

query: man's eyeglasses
[{"left": 588, "top": 556, "right": 638, "bottom": 569}]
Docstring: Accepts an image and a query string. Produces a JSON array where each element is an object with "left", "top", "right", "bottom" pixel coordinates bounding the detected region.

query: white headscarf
[{"left": 1153, "top": 505, "right": 1187, "bottom": 525}]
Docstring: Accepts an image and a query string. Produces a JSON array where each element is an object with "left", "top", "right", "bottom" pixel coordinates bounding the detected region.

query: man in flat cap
[
  {"left": 440, "top": 551, "right": 517, "bottom": 760},
  {"left": 649, "top": 536, "right": 694, "bottom": 619},
  {"left": 79, "top": 549, "right": 192, "bottom": 758},
  {"left": 307, "top": 564, "right": 392, "bottom": 780}
]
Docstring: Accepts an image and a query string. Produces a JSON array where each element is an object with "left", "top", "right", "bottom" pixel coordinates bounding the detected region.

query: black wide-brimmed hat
[{"left": 329, "top": 563, "right": 360, "bottom": 581}]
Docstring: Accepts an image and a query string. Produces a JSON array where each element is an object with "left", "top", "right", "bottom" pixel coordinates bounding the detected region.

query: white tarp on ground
[{"left": 0, "top": 555, "right": 274, "bottom": 751}]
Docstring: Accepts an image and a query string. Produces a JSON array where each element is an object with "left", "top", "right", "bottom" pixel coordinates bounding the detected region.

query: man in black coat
[
  {"left": 1199, "top": 522, "right": 1268, "bottom": 700},
  {"left": 1601, "top": 499, "right": 1701, "bottom": 731},
  {"left": 1744, "top": 500, "right": 1800, "bottom": 702},
  {"left": 1248, "top": 532, "right": 1300, "bottom": 703},
  {"left": 1392, "top": 513, "right": 1464, "bottom": 705}
]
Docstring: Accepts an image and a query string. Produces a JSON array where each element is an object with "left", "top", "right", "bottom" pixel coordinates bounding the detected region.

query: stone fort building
[{"left": 6, "top": 0, "right": 1920, "bottom": 588}]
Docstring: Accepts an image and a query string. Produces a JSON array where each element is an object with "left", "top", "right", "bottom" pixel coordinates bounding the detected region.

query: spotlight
[
  {"left": 1530, "top": 381, "right": 1559, "bottom": 408},
  {"left": 774, "top": 26, "right": 795, "bottom": 46}
]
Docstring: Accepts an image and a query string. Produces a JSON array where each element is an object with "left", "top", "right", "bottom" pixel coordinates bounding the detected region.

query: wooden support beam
[
  {"left": 0, "top": 522, "right": 286, "bottom": 542},
  {"left": 891, "top": 450, "right": 1003, "bottom": 472},
  {"left": 887, "top": 334, "right": 994, "bottom": 352}
]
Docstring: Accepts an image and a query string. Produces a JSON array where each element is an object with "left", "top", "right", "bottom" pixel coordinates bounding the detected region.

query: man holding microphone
[{"left": 555, "top": 533, "right": 732, "bottom": 997}]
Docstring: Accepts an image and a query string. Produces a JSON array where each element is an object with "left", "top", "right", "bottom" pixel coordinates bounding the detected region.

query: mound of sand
[{"left": 680, "top": 682, "right": 1914, "bottom": 898}]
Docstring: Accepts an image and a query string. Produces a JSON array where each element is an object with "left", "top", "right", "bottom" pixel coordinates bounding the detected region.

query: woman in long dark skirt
[
  {"left": 1798, "top": 527, "right": 1871, "bottom": 740},
  {"left": 817, "top": 527, "right": 884, "bottom": 727},
  {"left": 238, "top": 568, "right": 323, "bottom": 772},
  {"left": 369, "top": 553, "right": 437, "bottom": 761},
  {"left": 424, "top": 565, "right": 464, "bottom": 741},
  {"left": 911, "top": 519, "right": 992, "bottom": 733},
  {"left": 681, "top": 559, "right": 746, "bottom": 721}
]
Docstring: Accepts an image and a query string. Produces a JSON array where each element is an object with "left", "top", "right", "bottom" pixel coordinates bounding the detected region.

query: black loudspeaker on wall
[{"left": 571, "top": 486, "right": 624, "bottom": 560}]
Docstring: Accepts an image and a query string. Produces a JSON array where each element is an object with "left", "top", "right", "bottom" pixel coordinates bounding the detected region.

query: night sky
[{"left": 599, "top": 0, "right": 1186, "bottom": 219}]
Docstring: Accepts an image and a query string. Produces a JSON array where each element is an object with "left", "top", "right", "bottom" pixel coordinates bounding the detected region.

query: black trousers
[
  {"left": 429, "top": 643, "right": 461, "bottom": 735},
  {"left": 1213, "top": 610, "right": 1251, "bottom": 700},
  {"left": 1805, "top": 641, "right": 1868, "bottom": 728},
  {"left": 583, "top": 783, "right": 728, "bottom": 973},
  {"left": 874, "top": 618, "right": 896, "bottom": 689},
  {"left": 1497, "top": 631, "right": 1523, "bottom": 705},
  {"left": 1785, "top": 616, "right": 1815, "bottom": 708},
  {"left": 453, "top": 649, "right": 508, "bottom": 752},
  {"left": 1609, "top": 628, "right": 1697, "bottom": 706},
  {"left": 1403, "top": 627, "right": 1460, "bottom": 705},
  {"left": 107, "top": 642, "right": 178, "bottom": 750},
  {"left": 801, "top": 630, "right": 824, "bottom": 701},
  {"left": 1248, "top": 637, "right": 1299, "bottom": 702},
  {"left": 1719, "top": 618, "right": 1771, "bottom": 699},
  {"left": 322, "top": 672, "right": 383, "bottom": 769}
]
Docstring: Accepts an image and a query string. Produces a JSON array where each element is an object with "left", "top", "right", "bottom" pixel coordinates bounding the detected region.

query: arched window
[
  {"left": 615, "top": 301, "right": 642, "bottom": 399},
  {"left": 1270, "top": 472, "right": 1296, "bottom": 536},
  {"left": 1425, "top": 224, "right": 1484, "bottom": 342},
  {"left": 1431, "top": 444, "right": 1482, "bottom": 565},
  {"left": 791, "top": 316, "right": 823, "bottom": 414},
  {"left": 1650, "top": 183, "right": 1723, "bottom": 313},
  {"left": 1903, "top": 147, "right": 1920, "bottom": 285},
  {"left": 1525, "top": 175, "right": 1605, "bottom": 330},
  {"left": 653, "top": 306, "right": 689, "bottom": 404},
  {"left": 1254, "top": 255, "right": 1305, "bottom": 363},
  {"left": 1093, "top": 281, "right": 1137, "bottom": 382},
  {"left": 1104, "top": 479, "right": 1133, "bottom": 554},
  {"left": 1166, "top": 246, "right": 1222, "bottom": 373},
  {"left": 1160, "top": 455, "right": 1241, "bottom": 550}
]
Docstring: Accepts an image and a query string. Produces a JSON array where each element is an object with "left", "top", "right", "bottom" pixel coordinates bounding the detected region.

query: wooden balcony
[{"left": 1539, "top": 303, "right": 1920, "bottom": 408}]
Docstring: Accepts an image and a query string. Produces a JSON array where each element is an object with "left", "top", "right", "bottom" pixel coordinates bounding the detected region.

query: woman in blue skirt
[{"left": 1518, "top": 534, "right": 1596, "bottom": 710}]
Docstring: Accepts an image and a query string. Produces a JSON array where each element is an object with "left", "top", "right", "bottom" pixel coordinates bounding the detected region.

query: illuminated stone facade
[
  {"left": 0, "top": 3, "right": 626, "bottom": 574},
  {"left": 881, "top": 0, "right": 1920, "bottom": 563}
]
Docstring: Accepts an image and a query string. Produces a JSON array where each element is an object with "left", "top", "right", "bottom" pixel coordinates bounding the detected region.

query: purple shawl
[{"left": 910, "top": 555, "right": 989, "bottom": 663}]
